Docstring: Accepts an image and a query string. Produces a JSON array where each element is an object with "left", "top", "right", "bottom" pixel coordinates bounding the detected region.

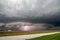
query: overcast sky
[
  {"left": 0, "top": 0, "right": 60, "bottom": 17},
  {"left": 0, "top": 0, "right": 60, "bottom": 26}
]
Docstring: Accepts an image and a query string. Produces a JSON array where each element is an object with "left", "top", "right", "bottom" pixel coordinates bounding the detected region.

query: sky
[{"left": 0, "top": 0, "right": 60, "bottom": 26}]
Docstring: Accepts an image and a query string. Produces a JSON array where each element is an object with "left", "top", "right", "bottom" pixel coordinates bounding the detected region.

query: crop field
[
  {"left": 27, "top": 33, "right": 60, "bottom": 40},
  {"left": 0, "top": 30, "right": 60, "bottom": 37}
]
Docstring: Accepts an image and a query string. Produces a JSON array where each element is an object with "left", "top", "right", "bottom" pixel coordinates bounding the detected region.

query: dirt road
[{"left": 0, "top": 32, "right": 59, "bottom": 40}]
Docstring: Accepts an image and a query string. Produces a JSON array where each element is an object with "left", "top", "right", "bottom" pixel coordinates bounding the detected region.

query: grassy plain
[{"left": 0, "top": 30, "right": 60, "bottom": 37}]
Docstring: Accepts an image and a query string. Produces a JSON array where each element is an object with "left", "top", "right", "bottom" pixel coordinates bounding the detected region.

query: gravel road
[{"left": 0, "top": 32, "right": 60, "bottom": 40}]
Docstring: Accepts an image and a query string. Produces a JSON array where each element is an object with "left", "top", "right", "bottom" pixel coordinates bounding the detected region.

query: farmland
[{"left": 0, "top": 30, "right": 60, "bottom": 37}]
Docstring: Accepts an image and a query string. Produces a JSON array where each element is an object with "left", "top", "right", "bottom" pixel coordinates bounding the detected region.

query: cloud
[
  {"left": 0, "top": 0, "right": 60, "bottom": 26},
  {"left": 0, "top": 0, "right": 60, "bottom": 17}
]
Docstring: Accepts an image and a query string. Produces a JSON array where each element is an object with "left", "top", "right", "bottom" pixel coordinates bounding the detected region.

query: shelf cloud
[{"left": 0, "top": 0, "right": 60, "bottom": 26}]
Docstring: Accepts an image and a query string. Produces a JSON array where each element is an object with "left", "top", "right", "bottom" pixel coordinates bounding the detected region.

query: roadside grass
[{"left": 27, "top": 33, "right": 60, "bottom": 40}]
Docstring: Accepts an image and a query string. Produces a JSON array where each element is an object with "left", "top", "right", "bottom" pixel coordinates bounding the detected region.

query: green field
[{"left": 27, "top": 33, "right": 60, "bottom": 40}]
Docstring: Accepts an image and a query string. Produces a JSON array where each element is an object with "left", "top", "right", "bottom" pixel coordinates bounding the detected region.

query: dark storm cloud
[
  {"left": 29, "top": 11, "right": 60, "bottom": 26},
  {"left": 0, "top": 0, "right": 60, "bottom": 26}
]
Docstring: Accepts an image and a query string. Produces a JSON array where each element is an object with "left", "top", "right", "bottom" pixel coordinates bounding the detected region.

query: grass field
[
  {"left": 27, "top": 33, "right": 60, "bottom": 40},
  {"left": 0, "top": 30, "right": 60, "bottom": 37}
]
